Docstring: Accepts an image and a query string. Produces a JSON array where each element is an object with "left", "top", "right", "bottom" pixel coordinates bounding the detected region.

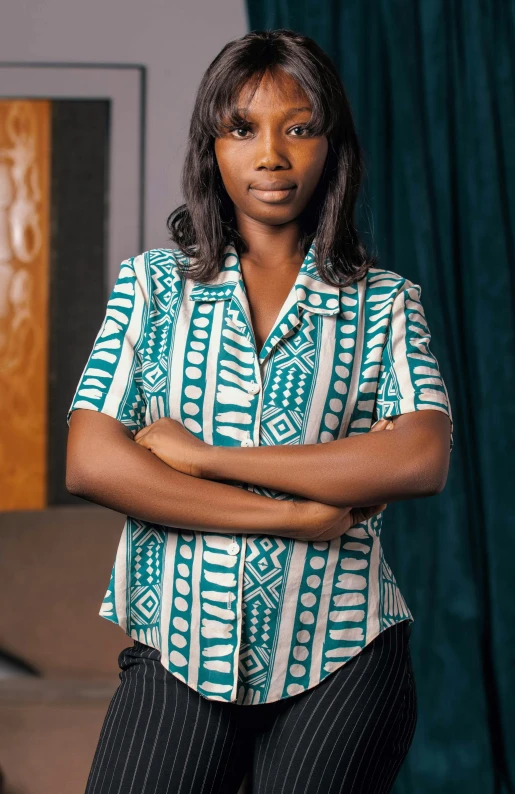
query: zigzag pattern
[{"left": 67, "top": 243, "right": 453, "bottom": 705}]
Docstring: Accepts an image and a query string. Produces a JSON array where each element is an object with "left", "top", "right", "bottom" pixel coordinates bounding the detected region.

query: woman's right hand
[
  {"left": 296, "top": 499, "right": 388, "bottom": 541},
  {"left": 288, "top": 418, "right": 395, "bottom": 542}
]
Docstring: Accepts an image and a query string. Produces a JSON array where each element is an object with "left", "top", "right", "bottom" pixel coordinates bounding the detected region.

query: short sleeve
[
  {"left": 373, "top": 281, "right": 454, "bottom": 451},
  {"left": 66, "top": 255, "right": 149, "bottom": 432}
]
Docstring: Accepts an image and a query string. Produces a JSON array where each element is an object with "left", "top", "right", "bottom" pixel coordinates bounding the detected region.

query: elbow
[
  {"left": 66, "top": 410, "right": 128, "bottom": 497},
  {"left": 411, "top": 455, "right": 450, "bottom": 497},
  {"left": 65, "top": 456, "right": 98, "bottom": 498},
  {"left": 66, "top": 478, "right": 84, "bottom": 497},
  {"left": 65, "top": 467, "right": 90, "bottom": 497},
  {"left": 388, "top": 417, "right": 451, "bottom": 499},
  {"left": 431, "top": 469, "right": 449, "bottom": 496},
  {"left": 65, "top": 458, "right": 80, "bottom": 495},
  {"left": 418, "top": 476, "right": 447, "bottom": 498}
]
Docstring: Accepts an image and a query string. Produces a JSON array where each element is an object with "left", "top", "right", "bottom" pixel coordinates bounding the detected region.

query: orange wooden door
[{"left": 0, "top": 100, "right": 51, "bottom": 510}]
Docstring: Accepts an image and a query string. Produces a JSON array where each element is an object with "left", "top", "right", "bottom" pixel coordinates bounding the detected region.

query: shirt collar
[{"left": 189, "top": 237, "right": 341, "bottom": 317}]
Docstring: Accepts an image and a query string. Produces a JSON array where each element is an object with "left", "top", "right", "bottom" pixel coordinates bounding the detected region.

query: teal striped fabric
[{"left": 67, "top": 239, "right": 453, "bottom": 704}]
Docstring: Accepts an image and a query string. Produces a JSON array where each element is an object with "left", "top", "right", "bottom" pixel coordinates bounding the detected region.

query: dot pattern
[{"left": 68, "top": 245, "right": 453, "bottom": 704}]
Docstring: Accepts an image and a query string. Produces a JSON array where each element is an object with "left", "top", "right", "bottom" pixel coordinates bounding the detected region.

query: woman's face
[{"left": 214, "top": 69, "right": 328, "bottom": 229}]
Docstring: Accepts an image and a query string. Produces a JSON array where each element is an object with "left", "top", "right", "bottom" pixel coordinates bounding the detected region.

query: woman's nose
[{"left": 254, "top": 131, "right": 290, "bottom": 169}]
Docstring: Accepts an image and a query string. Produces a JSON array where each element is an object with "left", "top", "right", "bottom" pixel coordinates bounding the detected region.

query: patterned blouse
[{"left": 67, "top": 238, "right": 453, "bottom": 705}]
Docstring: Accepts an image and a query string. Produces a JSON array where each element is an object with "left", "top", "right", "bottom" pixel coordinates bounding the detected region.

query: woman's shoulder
[
  {"left": 355, "top": 268, "right": 418, "bottom": 327},
  {"left": 363, "top": 266, "right": 412, "bottom": 294},
  {"left": 128, "top": 247, "right": 188, "bottom": 295},
  {"left": 136, "top": 246, "right": 184, "bottom": 274}
]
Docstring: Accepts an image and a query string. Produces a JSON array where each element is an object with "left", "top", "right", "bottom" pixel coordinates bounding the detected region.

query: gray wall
[{"left": 0, "top": 0, "right": 248, "bottom": 253}]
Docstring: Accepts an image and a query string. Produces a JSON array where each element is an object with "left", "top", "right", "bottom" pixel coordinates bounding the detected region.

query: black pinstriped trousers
[{"left": 84, "top": 620, "right": 417, "bottom": 794}]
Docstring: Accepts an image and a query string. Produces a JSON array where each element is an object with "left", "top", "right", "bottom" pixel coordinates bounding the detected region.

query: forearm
[
  {"left": 203, "top": 420, "right": 444, "bottom": 508},
  {"left": 67, "top": 418, "right": 294, "bottom": 537}
]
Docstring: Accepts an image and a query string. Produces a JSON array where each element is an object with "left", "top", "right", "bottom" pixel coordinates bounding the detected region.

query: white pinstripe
[
  {"left": 345, "top": 628, "right": 405, "bottom": 792},
  {"left": 385, "top": 653, "right": 417, "bottom": 791},
  {"left": 126, "top": 647, "right": 160, "bottom": 794},
  {"left": 187, "top": 700, "right": 213, "bottom": 794},
  {"left": 85, "top": 677, "right": 123, "bottom": 791},
  {"left": 254, "top": 699, "right": 288, "bottom": 791},
  {"left": 197, "top": 707, "right": 223, "bottom": 794},
  {"left": 254, "top": 705, "right": 282, "bottom": 791},
  {"left": 325, "top": 624, "right": 401, "bottom": 792},
  {"left": 205, "top": 711, "right": 233, "bottom": 794},
  {"left": 252, "top": 716, "right": 269, "bottom": 789},
  {"left": 114, "top": 646, "right": 158, "bottom": 794},
  {"left": 377, "top": 668, "right": 417, "bottom": 794},
  {"left": 360, "top": 644, "right": 415, "bottom": 790},
  {"left": 306, "top": 645, "right": 384, "bottom": 792},
  {"left": 89, "top": 646, "right": 147, "bottom": 794},
  {"left": 88, "top": 680, "right": 126, "bottom": 792},
  {"left": 84, "top": 626, "right": 415, "bottom": 794},
  {"left": 382, "top": 691, "right": 415, "bottom": 793},
  {"left": 152, "top": 671, "right": 179, "bottom": 791},
  {"left": 261, "top": 688, "right": 314, "bottom": 792},
  {"left": 163, "top": 676, "right": 191, "bottom": 793},
  {"left": 375, "top": 699, "right": 410, "bottom": 793},
  {"left": 360, "top": 687, "right": 405, "bottom": 791},
  {"left": 287, "top": 631, "right": 382, "bottom": 794},
  {"left": 176, "top": 697, "right": 202, "bottom": 792},
  {"left": 215, "top": 723, "right": 240, "bottom": 792},
  {"left": 139, "top": 656, "right": 169, "bottom": 794}
]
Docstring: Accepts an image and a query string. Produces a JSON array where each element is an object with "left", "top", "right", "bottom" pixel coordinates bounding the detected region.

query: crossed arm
[
  {"left": 66, "top": 408, "right": 451, "bottom": 537},
  {"left": 198, "top": 410, "right": 452, "bottom": 507},
  {"left": 130, "top": 408, "right": 452, "bottom": 508}
]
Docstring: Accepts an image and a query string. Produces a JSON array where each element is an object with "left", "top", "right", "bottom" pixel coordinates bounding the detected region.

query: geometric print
[{"left": 68, "top": 238, "right": 453, "bottom": 704}]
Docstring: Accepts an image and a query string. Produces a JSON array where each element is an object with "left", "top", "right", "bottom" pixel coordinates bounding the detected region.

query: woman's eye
[
  {"left": 229, "top": 124, "right": 309, "bottom": 139},
  {"left": 231, "top": 127, "right": 251, "bottom": 138}
]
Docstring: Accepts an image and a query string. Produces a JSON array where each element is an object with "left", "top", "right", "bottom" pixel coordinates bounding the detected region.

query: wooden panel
[{"left": 0, "top": 100, "right": 50, "bottom": 510}]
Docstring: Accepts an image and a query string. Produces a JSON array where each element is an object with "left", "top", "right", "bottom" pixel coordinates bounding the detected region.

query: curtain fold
[{"left": 244, "top": 2, "right": 515, "bottom": 792}]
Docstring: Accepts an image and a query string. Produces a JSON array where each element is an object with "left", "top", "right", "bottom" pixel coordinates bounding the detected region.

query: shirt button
[
  {"left": 241, "top": 437, "right": 254, "bottom": 447},
  {"left": 227, "top": 542, "right": 240, "bottom": 555},
  {"left": 247, "top": 381, "right": 260, "bottom": 394}
]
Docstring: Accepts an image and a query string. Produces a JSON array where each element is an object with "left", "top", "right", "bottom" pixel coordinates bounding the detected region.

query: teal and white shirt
[{"left": 67, "top": 239, "right": 453, "bottom": 705}]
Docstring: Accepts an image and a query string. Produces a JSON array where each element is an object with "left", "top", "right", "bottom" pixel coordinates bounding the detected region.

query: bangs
[{"left": 200, "top": 59, "right": 337, "bottom": 141}]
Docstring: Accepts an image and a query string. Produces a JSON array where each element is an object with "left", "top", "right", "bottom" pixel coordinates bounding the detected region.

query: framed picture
[{"left": 0, "top": 62, "right": 146, "bottom": 507}]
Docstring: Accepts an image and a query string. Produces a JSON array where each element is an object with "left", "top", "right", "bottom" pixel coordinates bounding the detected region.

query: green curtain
[{"left": 244, "top": 2, "right": 515, "bottom": 792}]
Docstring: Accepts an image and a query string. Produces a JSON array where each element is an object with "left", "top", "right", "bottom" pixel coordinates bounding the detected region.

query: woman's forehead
[{"left": 236, "top": 69, "right": 308, "bottom": 107}]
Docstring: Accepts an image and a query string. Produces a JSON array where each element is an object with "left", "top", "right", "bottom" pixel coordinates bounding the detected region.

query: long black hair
[{"left": 167, "top": 28, "right": 377, "bottom": 287}]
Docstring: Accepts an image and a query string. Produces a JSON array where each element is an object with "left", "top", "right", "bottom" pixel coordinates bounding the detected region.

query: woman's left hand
[
  {"left": 134, "top": 415, "right": 397, "bottom": 482},
  {"left": 133, "top": 417, "right": 208, "bottom": 478}
]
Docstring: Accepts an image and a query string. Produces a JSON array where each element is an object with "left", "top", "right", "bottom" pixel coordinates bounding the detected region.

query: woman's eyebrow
[{"left": 235, "top": 106, "right": 312, "bottom": 117}]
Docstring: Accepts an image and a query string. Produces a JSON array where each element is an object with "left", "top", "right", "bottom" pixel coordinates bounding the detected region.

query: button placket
[
  {"left": 226, "top": 535, "right": 242, "bottom": 610},
  {"left": 240, "top": 367, "right": 262, "bottom": 449}
]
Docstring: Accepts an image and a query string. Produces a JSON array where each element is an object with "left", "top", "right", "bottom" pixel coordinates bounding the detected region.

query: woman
[{"left": 66, "top": 28, "right": 453, "bottom": 794}]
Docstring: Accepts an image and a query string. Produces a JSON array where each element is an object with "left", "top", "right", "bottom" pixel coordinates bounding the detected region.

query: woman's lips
[{"left": 249, "top": 186, "right": 297, "bottom": 203}]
